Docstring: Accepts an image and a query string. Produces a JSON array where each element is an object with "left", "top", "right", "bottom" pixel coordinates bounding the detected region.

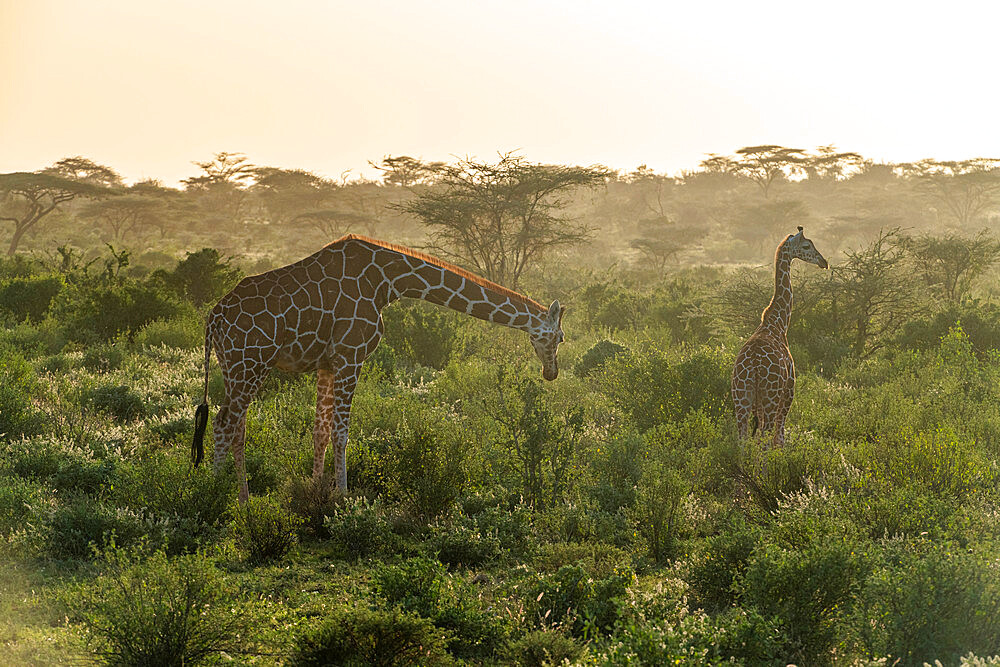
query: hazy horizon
[{"left": 4, "top": 0, "right": 1000, "bottom": 185}]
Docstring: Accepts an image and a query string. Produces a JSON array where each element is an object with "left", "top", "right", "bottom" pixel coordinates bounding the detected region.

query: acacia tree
[
  {"left": 400, "top": 153, "right": 609, "bottom": 287},
  {"left": 802, "top": 145, "right": 864, "bottom": 181},
  {"left": 78, "top": 194, "right": 166, "bottom": 241},
  {"left": 902, "top": 231, "right": 1000, "bottom": 302},
  {"left": 369, "top": 155, "right": 445, "bottom": 187},
  {"left": 832, "top": 228, "right": 926, "bottom": 357},
  {"left": 182, "top": 152, "right": 256, "bottom": 228},
  {"left": 732, "top": 145, "right": 808, "bottom": 198},
  {"left": 906, "top": 158, "right": 1000, "bottom": 227},
  {"left": 0, "top": 169, "right": 107, "bottom": 255}
]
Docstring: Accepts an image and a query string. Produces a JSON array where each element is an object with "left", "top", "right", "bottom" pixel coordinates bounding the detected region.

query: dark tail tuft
[{"left": 192, "top": 403, "right": 209, "bottom": 467}]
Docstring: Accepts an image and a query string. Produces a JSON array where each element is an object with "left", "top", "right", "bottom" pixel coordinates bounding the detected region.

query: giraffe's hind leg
[{"left": 312, "top": 369, "right": 336, "bottom": 482}]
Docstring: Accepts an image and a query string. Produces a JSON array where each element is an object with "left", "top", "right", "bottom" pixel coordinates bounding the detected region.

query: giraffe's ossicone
[
  {"left": 731, "top": 226, "right": 827, "bottom": 450},
  {"left": 191, "top": 235, "right": 566, "bottom": 503}
]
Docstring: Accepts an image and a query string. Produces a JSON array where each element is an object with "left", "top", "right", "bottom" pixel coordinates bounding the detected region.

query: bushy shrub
[
  {"left": 852, "top": 545, "right": 1000, "bottom": 665},
  {"left": 71, "top": 549, "right": 244, "bottom": 666},
  {"left": 373, "top": 557, "right": 508, "bottom": 661},
  {"left": 575, "top": 339, "right": 629, "bottom": 378},
  {"left": 685, "top": 518, "right": 759, "bottom": 613},
  {"left": 0, "top": 274, "right": 63, "bottom": 323},
  {"left": 53, "top": 281, "right": 179, "bottom": 343},
  {"left": 134, "top": 313, "right": 204, "bottom": 349},
  {"left": 232, "top": 494, "right": 301, "bottom": 565},
  {"left": 324, "top": 496, "right": 399, "bottom": 559},
  {"left": 0, "top": 476, "right": 48, "bottom": 538},
  {"left": 382, "top": 301, "right": 460, "bottom": 370},
  {"left": 630, "top": 459, "right": 687, "bottom": 563},
  {"left": 426, "top": 519, "right": 502, "bottom": 567},
  {"left": 525, "top": 564, "right": 634, "bottom": 637},
  {"left": 505, "top": 628, "right": 584, "bottom": 667},
  {"left": 82, "top": 383, "right": 145, "bottom": 422},
  {"left": 287, "top": 474, "right": 342, "bottom": 537},
  {"left": 80, "top": 342, "right": 125, "bottom": 372},
  {"left": 290, "top": 607, "right": 452, "bottom": 667},
  {"left": 533, "top": 541, "right": 631, "bottom": 578},
  {"left": 113, "top": 457, "right": 235, "bottom": 554},
  {"left": 0, "top": 346, "right": 43, "bottom": 437},
  {"left": 739, "top": 540, "right": 864, "bottom": 664},
  {"left": 151, "top": 247, "right": 242, "bottom": 308},
  {"left": 46, "top": 497, "right": 146, "bottom": 559},
  {"left": 600, "top": 344, "right": 731, "bottom": 431}
]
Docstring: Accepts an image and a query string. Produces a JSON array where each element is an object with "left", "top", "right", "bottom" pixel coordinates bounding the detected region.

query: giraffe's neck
[
  {"left": 386, "top": 256, "right": 547, "bottom": 333},
  {"left": 761, "top": 244, "right": 793, "bottom": 334}
]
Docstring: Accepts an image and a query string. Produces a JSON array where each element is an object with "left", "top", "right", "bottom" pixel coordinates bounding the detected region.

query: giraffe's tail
[{"left": 191, "top": 320, "right": 212, "bottom": 467}]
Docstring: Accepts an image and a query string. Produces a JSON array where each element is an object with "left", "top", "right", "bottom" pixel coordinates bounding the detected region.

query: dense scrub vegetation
[{"left": 3, "top": 148, "right": 1000, "bottom": 665}]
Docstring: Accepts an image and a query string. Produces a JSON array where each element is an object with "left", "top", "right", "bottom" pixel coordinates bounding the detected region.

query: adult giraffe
[
  {"left": 731, "top": 226, "right": 827, "bottom": 449},
  {"left": 191, "top": 234, "right": 565, "bottom": 503}
]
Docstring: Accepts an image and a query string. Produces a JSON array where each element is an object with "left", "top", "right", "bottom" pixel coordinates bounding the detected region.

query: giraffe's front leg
[{"left": 312, "top": 370, "right": 336, "bottom": 482}]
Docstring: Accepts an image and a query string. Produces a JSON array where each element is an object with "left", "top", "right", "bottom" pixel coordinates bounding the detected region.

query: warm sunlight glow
[{"left": 3, "top": 0, "right": 1000, "bottom": 183}]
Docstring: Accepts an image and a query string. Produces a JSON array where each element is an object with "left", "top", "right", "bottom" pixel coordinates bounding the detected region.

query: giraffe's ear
[{"left": 547, "top": 300, "right": 562, "bottom": 325}]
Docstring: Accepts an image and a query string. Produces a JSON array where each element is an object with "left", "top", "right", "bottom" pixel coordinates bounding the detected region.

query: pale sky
[{"left": 3, "top": 0, "right": 999, "bottom": 185}]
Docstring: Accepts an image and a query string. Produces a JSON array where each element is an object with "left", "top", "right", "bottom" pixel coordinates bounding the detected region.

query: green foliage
[
  {"left": 153, "top": 247, "right": 242, "bottom": 308},
  {"left": 46, "top": 496, "right": 146, "bottom": 559},
  {"left": 324, "top": 496, "right": 399, "bottom": 559},
  {"left": 740, "top": 540, "right": 864, "bottom": 664},
  {"left": 525, "top": 564, "right": 634, "bottom": 637},
  {"left": 630, "top": 458, "right": 687, "bottom": 563},
  {"left": 0, "top": 476, "right": 47, "bottom": 538},
  {"left": 373, "top": 557, "right": 508, "bottom": 660},
  {"left": 70, "top": 549, "right": 244, "bottom": 666},
  {"left": 685, "top": 518, "right": 759, "bottom": 612},
  {"left": 53, "top": 281, "right": 179, "bottom": 343},
  {"left": 505, "top": 629, "right": 584, "bottom": 667},
  {"left": 0, "top": 274, "right": 64, "bottom": 323},
  {"left": 0, "top": 346, "right": 43, "bottom": 437},
  {"left": 291, "top": 606, "right": 452, "bottom": 667},
  {"left": 82, "top": 383, "right": 145, "bottom": 422},
  {"left": 574, "top": 339, "right": 629, "bottom": 377},
  {"left": 382, "top": 301, "right": 460, "bottom": 370},
  {"left": 134, "top": 312, "right": 204, "bottom": 349},
  {"left": 80, "top": 342, "right": 126, "bottom": 372},
  {"left": 232, "top": 494, "right": 302, "bottom": 565},
  {"left": 853, "top": 545, "right": 1000, "bottom": 665},
  {"left": 600, "top": 344, "right": 731, "bottom": 431}
]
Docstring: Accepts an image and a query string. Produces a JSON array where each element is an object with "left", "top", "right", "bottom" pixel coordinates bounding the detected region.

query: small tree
[
  {"left": 906, "top": 158, "right": 1000, "bottom": 227},
  {"left": 400, "top": 153, "right": 609, "bottom": 287},
  {"left": 0, "top": 170, "right": 107, "bottom": 255},
  {"left": 901, "top": 231, "right": 1000, "bottom": 302},
  {"left": 369, "top": 155, "right": 445, "bottom": 187},
  {"left": 79, "top": 194, "right": 166, "bottom": 241},
  {"left": 732, "top": 145, "right": 808, "bottom": 198},
  {"left": 182, "top": 152, "right": 256, "bottom": 228},
  {"left": 833, "top": 228, "right": 926, "bottom": 357}
]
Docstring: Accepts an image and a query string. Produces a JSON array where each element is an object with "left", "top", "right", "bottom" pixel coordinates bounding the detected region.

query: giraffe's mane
[{"left": 330, "top": 234, "right": 547, "bottom": 312}]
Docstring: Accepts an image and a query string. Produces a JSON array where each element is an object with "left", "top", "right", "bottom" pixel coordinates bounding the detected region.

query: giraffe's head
[
  {"left": 786, "top": 226, "right": 828, "bottom": 269},
  {"left": 530, "top": 300, "right": 565, "bottom": 381}
]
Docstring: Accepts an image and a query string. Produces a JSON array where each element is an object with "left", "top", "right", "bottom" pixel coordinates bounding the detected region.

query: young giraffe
[
  {"left": 191, "top": 234, "right": 565, "bottom": 503},
  {"left": 731, "top": 226, "right": 827, "bottom": 449}
]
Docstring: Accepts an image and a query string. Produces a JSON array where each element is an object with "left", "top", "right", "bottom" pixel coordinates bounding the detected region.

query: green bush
[
  {"left": 135, "top": 313, "right": 204, "bottom": 349},
  {"left": 525, "top": 564, "right": 634, "bottom": 637},
  {"left": 287, "top": 474, "right": 342, "bottom": 537},
  {"left": 0, "top": 476, "right": 47, "bottom": 538},
  {"left": 152, "top": 247, "right": 242, "bottom": 308},
  {"left": 232, "top": 495, "right": 301, "bottom": 565},
  {"left": 53, "top": 281, "right": 179, "bottom": 343},
  {"left": 113, "top": 457, "right": 235, "bottom": 554},
  {"left": 83, "top": 383, "right": 145, "bottom": 422},
  {"left": 80, "top": 343, "right": 126, "bottom": 372},
  {"left": 853, "top": 545, "right": 1000, "bottom": 665},
  {"left": 290, "top": 606, "right": 452, "bottom": 667},
  {"left": 71, "top": 549, "right": 244, "bottom": 666},
  {"left": 505, "top": 629, "right": 584, "bottom": 667},
  {"left": 0, "top": 346, "right": 43, "bottom": 437},
  {"left": 373, "top": 557, "right": 507, "bottom": 661},
  {"left": 574, "top": 339, "right": 629, "bottom": 378},
  {"left": 685, "top": 518, "right": 759, "bottom": 612},
  {"left": 46, "top": 497, "right": 146, "bottom": 560},
  {"left": 739, "top": 540, "right": 864, "bottom": 664},
  {"left": 324, "top": 496, "right": 399, "bottom": 559},
  {"left": 630, "top": 459, "right": 687, "bottom": 563},
  {"left": 382, "top": 301, "right": 460, "bottom": 370},
  {"left": 426, "top": 519, "right": 502, "bottom": 567},
  {"left": 0, "top": 274, "right": 64, "bottom": 323}
]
